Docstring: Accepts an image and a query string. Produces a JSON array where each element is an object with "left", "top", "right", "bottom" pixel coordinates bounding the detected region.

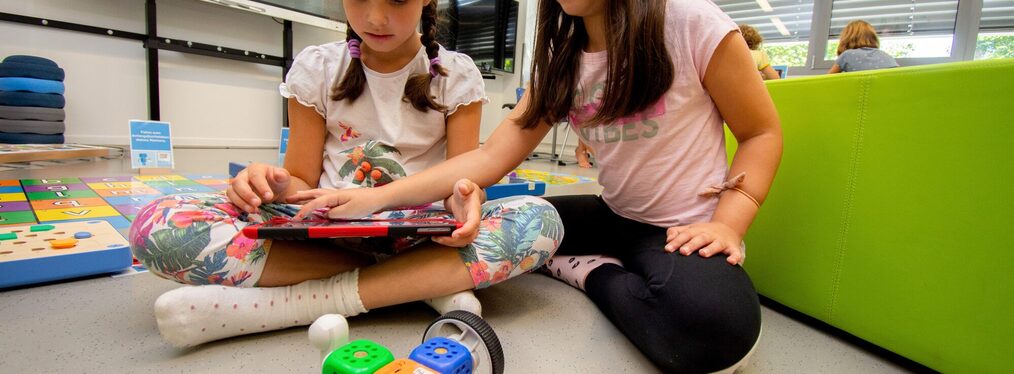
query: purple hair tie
[
  {"left": 429, "top": 57, "right": 442, "bottom": 78},
  {"left": 347, "top": 39, "right": 361, "bottom": 59}
]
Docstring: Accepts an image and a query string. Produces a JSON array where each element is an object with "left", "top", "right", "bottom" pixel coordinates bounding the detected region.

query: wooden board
[
  {"left": 0, "top": 144, "right": 118, "bottom": 163},
  {"left": 0, "top": 220, "right": 132, "bottom": 288}
]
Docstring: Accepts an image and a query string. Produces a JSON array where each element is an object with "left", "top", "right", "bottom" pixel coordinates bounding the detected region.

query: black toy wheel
[{"left": 423, "top": 311, "right": 505, "bottom": 374}]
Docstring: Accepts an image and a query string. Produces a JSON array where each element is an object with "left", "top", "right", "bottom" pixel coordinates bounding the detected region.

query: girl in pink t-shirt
[{"left": 293, "top": 0, "right": 782, "bottom": 370}]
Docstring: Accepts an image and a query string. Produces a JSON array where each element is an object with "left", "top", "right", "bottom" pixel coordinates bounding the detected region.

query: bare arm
[
  {"left": 827, "top": 63, "right": 842, "bottom": 74},
  {"left": 704, "top": 31, "right": 783, "bottom": 237},
  {"left": 280, "top": 97, "right": 325, "bottom": 197},
  {"left": 370, "top": 94, "right": 551, "bottom": 210},
  {"left": 444, "top": 101, "right": 482, "bottom": 159},
  {"left": 760, "top": 65, "right": 781, "bottom": 80}
]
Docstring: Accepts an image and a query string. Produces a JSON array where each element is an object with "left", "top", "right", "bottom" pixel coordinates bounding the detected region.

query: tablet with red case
[{"left": 242, "top": 217, "right": 462, "bottom": 240}]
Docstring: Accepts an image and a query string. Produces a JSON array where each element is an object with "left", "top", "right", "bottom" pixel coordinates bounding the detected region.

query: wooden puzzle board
[
  {"left": 0, "top": 220, "right": 128, "bottom": 261},
  {"left": 0, "top": 174, "right": 231, "bottom": 229},
  {"left": 0, "top": 144, "right": 119, "bottom": 163}
]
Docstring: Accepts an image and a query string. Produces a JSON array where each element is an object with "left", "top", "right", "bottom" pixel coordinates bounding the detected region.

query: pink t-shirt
[{"left": 569, "top": 0, "right": 737, "bottom": 227}]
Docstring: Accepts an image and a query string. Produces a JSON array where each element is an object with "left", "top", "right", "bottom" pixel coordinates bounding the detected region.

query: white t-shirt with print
[
  {"left": 569, "top": 0, "right": 738, "bottom": 227},
  {"left": 280, "top": 42, "right": 487, "bottom": 189}
]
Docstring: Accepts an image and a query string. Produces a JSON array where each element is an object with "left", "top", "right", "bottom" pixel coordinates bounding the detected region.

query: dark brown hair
[
  {"left": 518, "top": 0, "right": 674, "bottom": 129},
  {"left": 331, "top": 1, "right": 447, "bottom": 112}
]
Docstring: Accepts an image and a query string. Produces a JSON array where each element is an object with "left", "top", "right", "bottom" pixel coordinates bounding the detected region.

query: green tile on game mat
[
  {"left": 26, "top": 190, "right": 99, "bottom": 200},
  {"left": 0, "top": 211, "right": 38, "bottom": 225},
  {"left": 21, "top": 178, "right": 84, "bottom": 186},
  {"left": 126, "top": 215, "right": 136, "bottom": 221}
]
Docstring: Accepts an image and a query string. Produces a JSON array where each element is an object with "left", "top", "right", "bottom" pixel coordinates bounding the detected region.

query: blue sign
[
  {"left": 278, "top": 127, "right": 290, "bottom": 166},
  {"left": 129, "top": 120, "right": 174, "bottom": 169}
]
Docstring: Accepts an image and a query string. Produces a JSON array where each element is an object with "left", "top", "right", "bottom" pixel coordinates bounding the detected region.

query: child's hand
[
  {"left": 228, "top": 163, "right": 291, "bottom": 213},
  {"left": 664, "top": 222, "right": 744, "bottom": 265},
  {"left": 288, "top": 188, "right": 383, "bottom": 220},
  {"left": 432, "top": 179, "right": 483, "bottom": 248},
  {"left": 575, "top": 142, "right": 593, "bottom": 168}
]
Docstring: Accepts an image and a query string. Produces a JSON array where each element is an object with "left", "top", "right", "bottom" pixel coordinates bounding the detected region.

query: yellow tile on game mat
[
  {"left": 134, "top": 175, "right": 186, "bottom": 182},
  {"left": 35, "top": 206, "right": 120, "bottom": 221},
  {"left": 87, "top": 181, "right": 150, "bottom": 190},
  {"left": 96, "top": 187, "right": 161, "bottom": 197},
  {"left": 30, "top": 197, "right": 110, "bottom": 210},
  {"left": 0, "top": 193, "right": 27, "bottom": 202}
]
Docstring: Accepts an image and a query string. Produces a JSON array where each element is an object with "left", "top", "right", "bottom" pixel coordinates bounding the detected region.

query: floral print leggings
[{"left": 128, "top": 193, "right": 562, "bottom": 289}]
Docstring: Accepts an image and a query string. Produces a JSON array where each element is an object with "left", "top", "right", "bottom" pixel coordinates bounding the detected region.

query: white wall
[{"left": 0, "top": 0, "right": 341, "bottom": 147}]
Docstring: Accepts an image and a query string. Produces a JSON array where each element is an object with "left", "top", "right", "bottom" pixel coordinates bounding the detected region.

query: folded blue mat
[
  {"left": 0, "top": 62, "right": 65, "bottom": 81},
  {"left": 3, "top": 55, "right": 59, "bottom": 67},
  {"left": 0, "top": 105, "right": 65, "bottom": 121},
  {"left": 0, "top": 119, "right": 65, "bottom": 134},
  {"left": 0, "top": 91, "right": 64, "bottom": 108},
  {"left": 0, "top": 77, "right": 65, "bottom": 95},
  {"left": 0, "top": 132, "right": 64, "bottom": 144}
]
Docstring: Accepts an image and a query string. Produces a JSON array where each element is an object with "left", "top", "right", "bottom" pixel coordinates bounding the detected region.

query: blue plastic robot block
[{"left": 408, "top": 337, "right": 473, "bottom": 374}]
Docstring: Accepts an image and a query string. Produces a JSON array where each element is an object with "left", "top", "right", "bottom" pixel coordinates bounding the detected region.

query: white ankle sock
[
  {"left": 424, "top": 290, "right": 482, "bottom": 316},
  {"left": 544, "top": 255, "right": 622, "bottom": 291},
  {"left": 154, "top": 269, "right": 367, "bottom": 347}
]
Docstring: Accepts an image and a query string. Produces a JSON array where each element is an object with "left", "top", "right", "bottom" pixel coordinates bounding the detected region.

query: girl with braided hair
[{"left": 130, "top": 0, "right": 563, "bottom": 347}]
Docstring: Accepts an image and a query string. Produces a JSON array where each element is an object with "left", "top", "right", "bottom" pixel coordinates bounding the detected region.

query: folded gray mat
[
  {"left": 0, "top": 105, "right": 65, "bottom": 121},
  {"left": 0, "top": 119, "right": 65, "bottom": 134}
]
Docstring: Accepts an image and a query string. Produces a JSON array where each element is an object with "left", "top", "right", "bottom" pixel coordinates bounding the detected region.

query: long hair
[
  {"left": 331, "top": 1, "right": 447, "bottom": 112},
  {"left": 837, "top": 20, "right": 879, "bottom": 56},
  {"left": 518, "top": 0, "right": 673, "bottom": 129}
]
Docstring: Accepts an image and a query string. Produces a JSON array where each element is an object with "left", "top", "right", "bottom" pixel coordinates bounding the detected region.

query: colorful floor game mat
[
  {"left": 512, "top": 169, "right": 595, "bottom": 186},
  {"left": 0, "top": 174, "right": 230, "bottom": 229}
]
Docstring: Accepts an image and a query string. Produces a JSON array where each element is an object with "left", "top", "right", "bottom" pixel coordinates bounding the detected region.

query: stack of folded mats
[{"left": 0, "top": 55, "right": 66, "bottom": 144}]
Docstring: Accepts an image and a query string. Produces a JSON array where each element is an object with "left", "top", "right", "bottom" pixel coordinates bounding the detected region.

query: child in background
[
  {"left": 574, "top": 138, "right": 595, "bottom": 168},
  {"left": 129, "top": 0, "right": 562, "bottom": 347},
  {"left": 291, "top": 0, "right": 782, "bottom": 371},
  {"left": 739, "top": 24, "right": 781, "bottom": 80},
  {"left": 829, "top": 20, "right": 900, "bottom": 73}
]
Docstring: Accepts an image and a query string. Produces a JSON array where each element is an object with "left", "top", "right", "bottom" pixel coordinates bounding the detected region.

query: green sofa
[{"left": 731, "top": 59, "right": 1013, "bottom": 373}]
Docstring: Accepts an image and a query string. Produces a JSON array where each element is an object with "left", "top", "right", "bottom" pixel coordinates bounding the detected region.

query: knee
[
  {"left": 466, "top": 196, "right": 563, "bottom": 286},
  {"left": 650, "top": 261, "right": 761, "bottom": 371},
  {"left": 128, "top": 193, "right": 243, "bottom": 284},
  {"left": 502, "top": 195, "right": 564, "bottom": 257}
]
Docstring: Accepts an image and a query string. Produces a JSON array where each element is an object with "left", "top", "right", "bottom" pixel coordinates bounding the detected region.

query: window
[
  {"left": 714, "top": 0, "right": 815, "bottom": 66},
  {"left": 975, "top": 0, "right": 1014, "bottom": 59},
  {"left": 824, "top": 0, "right": 959, "bottom": 60}
]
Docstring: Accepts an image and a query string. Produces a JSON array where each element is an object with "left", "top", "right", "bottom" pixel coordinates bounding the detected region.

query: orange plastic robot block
[
  {"left": 374, "top": 358, "right": 439, "bottom": 374},
  {"left": 49, "top": 238, "right": 78, "bottom": 249}
]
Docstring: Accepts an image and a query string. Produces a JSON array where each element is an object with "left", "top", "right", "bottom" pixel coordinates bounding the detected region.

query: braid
[
  {"left": 404, "top": 1, "right": 447, "bottom": 112},
  {"left": 331, "top": 28, "right": 367, "bottom": 102}
]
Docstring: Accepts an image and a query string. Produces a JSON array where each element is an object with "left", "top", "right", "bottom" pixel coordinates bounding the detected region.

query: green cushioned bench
[{"left": 730, "top": 59, "right": 1013, "bottom": 373}]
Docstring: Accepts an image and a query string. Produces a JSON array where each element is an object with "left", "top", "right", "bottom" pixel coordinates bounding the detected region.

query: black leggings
[{"left": 547, "top": 195, "right": 761, "bottom": 373}]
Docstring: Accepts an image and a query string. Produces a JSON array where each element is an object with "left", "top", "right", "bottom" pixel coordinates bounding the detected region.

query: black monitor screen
[
  {"left": 437, "top": 0, "right": 518, "bottom": 73},
  {"left": 250, "top": 0, "right": 345, "bottom": 22}
]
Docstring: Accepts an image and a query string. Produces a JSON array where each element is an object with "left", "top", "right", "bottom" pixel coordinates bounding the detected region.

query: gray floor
[{"left": 0, "top": 148, "right": 915, "bottom": 373}]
